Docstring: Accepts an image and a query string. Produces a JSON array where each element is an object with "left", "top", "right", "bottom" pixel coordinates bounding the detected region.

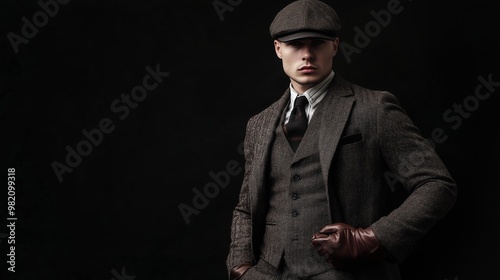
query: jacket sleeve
[
  {"left": 370, "top": 91, "right": 457, "bottom": 263},
  {"left": 226, "top": 116, "right": 257, "bottom": 277}
]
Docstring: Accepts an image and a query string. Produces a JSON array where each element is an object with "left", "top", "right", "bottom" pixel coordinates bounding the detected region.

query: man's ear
[
  {"left": 331, "top": 37, "right": 340, "bottom": 57},
  {"left": 274, "top": 40, "right": 282, "bottom": 59}
]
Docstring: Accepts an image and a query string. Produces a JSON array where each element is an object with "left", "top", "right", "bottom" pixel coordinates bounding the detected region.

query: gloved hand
[
  {"left": 311, "top": 223, "right": 382, "bottom": 269},
  {"left": 230, "top": 262, "right": 253, "bottom": 280}
]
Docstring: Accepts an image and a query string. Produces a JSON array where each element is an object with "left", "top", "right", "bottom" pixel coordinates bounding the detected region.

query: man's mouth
[{"left": 298, "top": 65, "right": 318, "bottom": 73}]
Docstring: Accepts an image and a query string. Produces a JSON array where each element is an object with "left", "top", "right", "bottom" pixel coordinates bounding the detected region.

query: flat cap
[{"left": 269, "top": 0, "right": 341, "bottom": 42}]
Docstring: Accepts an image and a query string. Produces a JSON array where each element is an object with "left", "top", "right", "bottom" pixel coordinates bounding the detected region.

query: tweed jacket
[{"left": 226, "top": 74, "right": 457, "bottom": 278}]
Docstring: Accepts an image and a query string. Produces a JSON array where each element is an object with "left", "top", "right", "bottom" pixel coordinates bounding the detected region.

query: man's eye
[
  {"left": 312, "top": 40, "right": 325, "bottom": 46},
  {"left": 288, "top": 41, "right": 302, "bottom": 47}
]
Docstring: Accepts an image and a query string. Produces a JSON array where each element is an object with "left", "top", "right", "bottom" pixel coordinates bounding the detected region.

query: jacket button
[
  {"left": 292, "top": 193, "right": 299, "bottom": 200},
  {"left": 293, "top": 175, "right": 301, "bottom": 182},
  {"left": 292, "top": 210, "right": 299, "bottom": 217}
]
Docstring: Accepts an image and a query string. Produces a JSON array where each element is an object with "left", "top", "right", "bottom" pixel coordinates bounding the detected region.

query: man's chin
[{"left": 295, "top": 77, "right": 322, "bottom": 87}]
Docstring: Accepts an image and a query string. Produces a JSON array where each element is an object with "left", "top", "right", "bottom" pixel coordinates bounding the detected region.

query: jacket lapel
[
  {"left": 319, "top": 75, "right": 355, "bottom": 189},
  {"left": 249, "top": 89, "right": 290, "bottom": 211}
]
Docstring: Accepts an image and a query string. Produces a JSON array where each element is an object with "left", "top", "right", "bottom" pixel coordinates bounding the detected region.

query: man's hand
[
  {"left": 311, "top": 223, "right": 382, "bottom": 269},
  {"left": 229, "top": 262, "right": 253, "bottom": 280}
]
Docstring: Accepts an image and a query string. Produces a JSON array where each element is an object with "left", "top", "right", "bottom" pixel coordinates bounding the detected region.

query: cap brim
[{"left": 277, "top": 31, "right": 336, "bottom": 42}]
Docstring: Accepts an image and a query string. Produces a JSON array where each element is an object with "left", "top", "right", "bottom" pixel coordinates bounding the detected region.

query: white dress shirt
[{"left": 283, "top": 71, "right": 335, "bottom": 124}]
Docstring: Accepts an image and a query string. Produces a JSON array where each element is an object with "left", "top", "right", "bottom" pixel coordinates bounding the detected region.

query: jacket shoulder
[{"left": 337, "top": 76, "right": 401, "bottom": 108}]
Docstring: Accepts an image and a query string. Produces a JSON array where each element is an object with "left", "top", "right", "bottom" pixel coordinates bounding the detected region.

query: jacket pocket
[{"left": 338, "top": 132, "right": 363, "bottom": 146}]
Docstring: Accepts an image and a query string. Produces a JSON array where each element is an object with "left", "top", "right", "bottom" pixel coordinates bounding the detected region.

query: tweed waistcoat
[{"left": 259, "top": 96, "right": 332, "bottom": 278}]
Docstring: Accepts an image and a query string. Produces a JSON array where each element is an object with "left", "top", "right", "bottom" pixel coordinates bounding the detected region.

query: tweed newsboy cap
[{"left": 269, "top": 0, "right": 341, "bottom": 42}]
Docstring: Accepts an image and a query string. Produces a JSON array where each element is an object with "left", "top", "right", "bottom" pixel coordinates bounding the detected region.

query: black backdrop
[{"left": 1, "top": 0, "right": 499, "bottom": 279}]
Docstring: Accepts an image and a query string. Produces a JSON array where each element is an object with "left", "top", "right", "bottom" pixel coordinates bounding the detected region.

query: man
[{"left": 226, "top": 0, "right": 457, "bottom": 279}]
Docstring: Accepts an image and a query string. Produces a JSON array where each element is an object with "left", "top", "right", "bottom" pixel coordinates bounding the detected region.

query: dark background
[{"left": 1, "top": 0, "right": 499, "bottom": 279}]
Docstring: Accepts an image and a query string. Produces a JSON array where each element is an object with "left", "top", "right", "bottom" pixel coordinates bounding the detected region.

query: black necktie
[{"left": 284, "top": 96, "right": 309, "bottom": 151}]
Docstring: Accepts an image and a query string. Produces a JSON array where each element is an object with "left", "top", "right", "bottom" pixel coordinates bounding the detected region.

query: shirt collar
[{"left": 289, "top": 71, "right": 335, "bottom": 109}]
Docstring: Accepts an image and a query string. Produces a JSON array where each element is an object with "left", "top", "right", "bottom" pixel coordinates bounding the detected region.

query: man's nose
[{"left": 302, "top": 45, "right": 314, "bottom": 61}]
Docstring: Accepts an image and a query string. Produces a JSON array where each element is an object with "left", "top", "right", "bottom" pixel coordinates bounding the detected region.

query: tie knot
[{"left": 294, "top": 96, "right": 308, "bottom": 108}]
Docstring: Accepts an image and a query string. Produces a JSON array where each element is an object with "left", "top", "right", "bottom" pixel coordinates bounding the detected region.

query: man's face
[{"left": 274, "top": 37, "right": 339, "bottom": 94}]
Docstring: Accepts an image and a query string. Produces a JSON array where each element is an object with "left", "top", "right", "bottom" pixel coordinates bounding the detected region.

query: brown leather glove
[
  {"left": 311, "top": 223, "right": 382, "bottom": 269},
  {"left": 229, "top": 262, "right": 253, "bottom": 280}
]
